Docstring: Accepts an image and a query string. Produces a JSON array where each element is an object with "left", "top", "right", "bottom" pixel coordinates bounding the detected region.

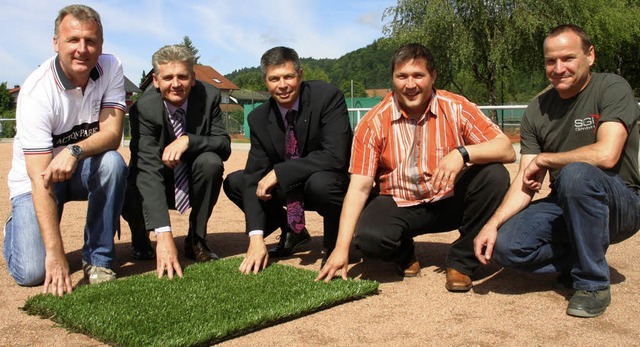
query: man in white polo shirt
[{"left": 4, "top": 4, "right": 127, "bottom": 296}]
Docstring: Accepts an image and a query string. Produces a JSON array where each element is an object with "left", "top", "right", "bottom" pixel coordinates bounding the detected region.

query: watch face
[{"left": 69, "top": 145, "right": 82, "bottom": 157}]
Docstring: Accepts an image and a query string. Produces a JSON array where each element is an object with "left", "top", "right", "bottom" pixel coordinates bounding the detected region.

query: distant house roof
[
  {"left": 124, "top": 77, "right": 142, "bottom": 94},
  {"left": 230, "top": 89, "right": 269, "bottom": 103},
  {"left": 140, "top": 64, "right": 239, "bottom": 92}
]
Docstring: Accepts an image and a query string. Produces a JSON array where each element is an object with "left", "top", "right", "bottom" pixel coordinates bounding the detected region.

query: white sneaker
[{"left": 82, "top": 262, "right": 116, "bottom": 284}]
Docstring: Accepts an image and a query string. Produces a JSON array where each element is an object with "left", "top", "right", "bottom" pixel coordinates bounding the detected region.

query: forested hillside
[{"left": 225, "top": 39, "right": 394, "bottom": 97}]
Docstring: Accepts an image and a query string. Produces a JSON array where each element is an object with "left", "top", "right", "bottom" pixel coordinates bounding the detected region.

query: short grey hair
[
  {"left": 152, "top": 45, "right": 196, "bottom": 75},
  {"left": 54, "top": 4, "right": 103, "bottom": 42},
  {"left": 259, "top": 46, "right": 301, "bottom": 79}
]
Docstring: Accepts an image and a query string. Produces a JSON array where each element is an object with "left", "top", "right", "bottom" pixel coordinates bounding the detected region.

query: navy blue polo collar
[{"left": 52, "top": 55, "right": 102, "bottom": 91}]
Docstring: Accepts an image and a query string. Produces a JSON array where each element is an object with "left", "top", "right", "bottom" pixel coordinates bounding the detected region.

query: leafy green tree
[
  {"left": 224, "top": 109, "right": 245, "bottom": 135},
  {"left": 0, "top": 82, "right": 16, "bottom": 138},
  {"left": 301, "top": 64, "right": 331, "bottom": 82},
  {"left": 180, "top": 35, "right": 201, "bottom": 64},
  {"left": 331, "top": 39, "right": 394, "bottom": 90},
  {"left": 225, "top": 41, "right": 395, "bottom": 92},
  {"left": 383, "top": 0, "right": 640, "bottom": 111},
  {"left": 231, "top": 69, "right": 265, "bottom": 91},
  {"left": 340, "top": 80, "right": 367, "bottom": 98},
  {"left": 0, "top": 82, "right": 14, "bottom": 112}
]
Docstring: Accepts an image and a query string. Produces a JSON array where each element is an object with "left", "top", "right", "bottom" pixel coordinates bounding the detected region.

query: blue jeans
[
  {"left": 493, "top": 162, "right": 640, "bottom": 291},
  {"left": 3, "top": 150, "right": 127, "bottom": 286}
]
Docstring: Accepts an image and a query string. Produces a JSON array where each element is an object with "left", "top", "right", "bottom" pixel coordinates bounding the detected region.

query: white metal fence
[
  {"left": 348, "top": 104, "right": 529, "bottom": 131},
  {"left": 0, "top": 104, "right": 531, "bottom": 140}
]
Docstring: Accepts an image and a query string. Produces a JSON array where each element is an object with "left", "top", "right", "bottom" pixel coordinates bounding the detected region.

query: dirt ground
[{"left": 1, "top": 141, "right": 639, "bottom": 347}]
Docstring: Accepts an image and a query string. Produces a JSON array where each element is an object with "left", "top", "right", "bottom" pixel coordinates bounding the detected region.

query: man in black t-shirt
[{"left": 474, "top": 24, "right": 640, "bottom": 318}]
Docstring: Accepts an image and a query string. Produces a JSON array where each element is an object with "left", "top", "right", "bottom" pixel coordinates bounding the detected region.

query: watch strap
[{"left": 456, "top": 146, "right": 470, "bottom": 164}]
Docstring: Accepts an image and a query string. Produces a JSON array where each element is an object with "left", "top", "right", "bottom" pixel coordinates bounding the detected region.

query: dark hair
[
  {"left": 54, "top": 4, "right": 103, "bottom": 43},
  {"left": 260, "top": 46, "right": 301, "bottom": 79},
  {"left": 390, "top": 43, "right": 436, "bottom": 76},
  {"left": 152, "top": 45, "right": 196, "bottom": 75},
  {"left": 547, "top": 24, "right": 592, "bottom": 53}
]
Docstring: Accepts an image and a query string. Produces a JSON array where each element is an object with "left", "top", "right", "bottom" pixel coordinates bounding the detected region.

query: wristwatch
[{"left": 67, "top": 144, "right": 83, "bottom": 159}]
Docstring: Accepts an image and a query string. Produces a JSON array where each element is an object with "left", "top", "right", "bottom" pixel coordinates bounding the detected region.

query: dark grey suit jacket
[
  {"left": 242, "top": 80, "right": 352, "bottom": 232},
  {"left": 127, "top": 80, "right": 231, "bottom": 230}
]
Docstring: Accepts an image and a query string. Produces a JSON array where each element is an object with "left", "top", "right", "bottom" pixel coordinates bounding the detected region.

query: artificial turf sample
[{"left": 23, "top": 257, "right": 378, "bottom": 347}]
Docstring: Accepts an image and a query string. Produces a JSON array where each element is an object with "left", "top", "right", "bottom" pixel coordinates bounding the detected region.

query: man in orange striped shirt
[{"left": 316, "top": 43, "right": 515, "bottom": 292}]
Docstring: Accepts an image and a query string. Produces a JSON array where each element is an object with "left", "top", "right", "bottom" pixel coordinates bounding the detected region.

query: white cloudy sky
[{"left": 0, "top": 0, "right": 396, "bottom": 87}]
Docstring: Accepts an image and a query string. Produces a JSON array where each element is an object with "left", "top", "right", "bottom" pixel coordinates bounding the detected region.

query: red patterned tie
[
  {"left": 285, "top": 110, "right": 305, "bottom": 233},
  {"left": 170, "top": 108, "right": 190, "bottom": 214}
]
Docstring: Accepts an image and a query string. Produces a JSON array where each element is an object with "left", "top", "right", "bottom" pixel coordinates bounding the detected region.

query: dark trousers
[
  {"left": 123, "top": 151, "right": 225, "bottom": 249},
  {"left": 223, "top": 170, "right": 349, "bottom": 250},
  {"left": 355, "top": 163, "right": 510, "bottom": 275}
]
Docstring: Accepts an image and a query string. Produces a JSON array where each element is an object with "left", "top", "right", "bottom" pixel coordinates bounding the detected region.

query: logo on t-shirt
[
  {"left": 574, "top": 113, "right": 600, "bottom": 133},
  {"left": 52, "top": 121, "right": 100, "bottom": 147},
  {"left": 92, "top": 99, "right": 101, "bottom": 118}
]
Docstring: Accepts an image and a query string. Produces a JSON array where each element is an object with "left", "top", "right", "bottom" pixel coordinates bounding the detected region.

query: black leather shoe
[
  {"left": 566, "top": 287, "right": 611, "bottom": 318},
  {"left": 268, "top": 228, "right": 311, "bottom": 258},
  {"left": 131, "top": 247, "right": 155, "bottom": 260},
  {"left": 185, "top": 242, "right": 219, "bottom": 262}
]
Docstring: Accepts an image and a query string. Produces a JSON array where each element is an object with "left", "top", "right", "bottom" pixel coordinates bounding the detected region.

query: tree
[
  {"left": 340, "top": 80, "right": 367, "bottom": 98},
  {"left": 383, "top": 0, "right": 640, "bottom": 114},
  {"left": 231, "top": 69, "right": 265, "bottom": 91},
  {"left": 330, "top": 39, "right": 395, "bottom": 90},
  {"left": 0, "top": 82, "right": 16, "bottom": 138},
  {"left": 0, "top": 82, "right": 14, "bottom": 112},
  {"left": 225, "top": 40, "right": 395, "bottom": 92},
  {"left": 180, "top": 35, "right": 201, "bottom": 64},
  {"left": 300, "top": 64, "right": 331, "bottom": 82}
]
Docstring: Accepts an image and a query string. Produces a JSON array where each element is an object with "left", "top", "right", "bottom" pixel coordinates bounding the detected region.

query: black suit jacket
[
  {"left": 243, "top": 80, "right": 352, "bottom": 232},
  {"left": 127, "top": 80, "right": 231, "bottom": 230}
]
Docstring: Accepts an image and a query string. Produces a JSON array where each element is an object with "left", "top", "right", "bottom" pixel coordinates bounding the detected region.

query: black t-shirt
[{"left": 520, "top": 73, "right": 640, "bottom": 189}]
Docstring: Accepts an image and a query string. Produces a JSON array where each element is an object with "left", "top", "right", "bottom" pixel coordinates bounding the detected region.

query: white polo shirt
[{"left": 7, "top": 54, "right": 126, "bottom": 199}]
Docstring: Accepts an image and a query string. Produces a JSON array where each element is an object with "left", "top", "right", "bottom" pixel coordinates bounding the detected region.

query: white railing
[
  {"left": 348, "top": 104, "right": 529, "bottom": 130},
  {"left": 0, "top": 104, "right": 531, "bottom": 138}
]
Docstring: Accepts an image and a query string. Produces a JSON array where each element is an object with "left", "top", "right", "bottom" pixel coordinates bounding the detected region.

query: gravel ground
[{"left": 0, "top": 142, "right": 639, "bottom": 346}]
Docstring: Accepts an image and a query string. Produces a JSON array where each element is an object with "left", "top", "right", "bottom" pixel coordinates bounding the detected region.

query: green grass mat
[{"left": 23, "top": 257, "right": 378, "bottom": 347}]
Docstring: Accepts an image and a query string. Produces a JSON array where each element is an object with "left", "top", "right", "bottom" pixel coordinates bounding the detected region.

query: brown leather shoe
[
  {"left": 185, "top": 242, "right": 219, "bottom": 262},
  {"left": 395, "top": 253, "right": 421, "bottom": 277},
  {"left": 445, "top": 268, "right": 472, "bottom": 292}
]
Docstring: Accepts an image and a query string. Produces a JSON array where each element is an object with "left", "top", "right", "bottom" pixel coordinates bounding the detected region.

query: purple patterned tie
[
  {"left": 285, "top": 110, "right": 305, "bottom": 233},
  {"left": 170, "top": 108, "right": 190, "bottom": 214}
]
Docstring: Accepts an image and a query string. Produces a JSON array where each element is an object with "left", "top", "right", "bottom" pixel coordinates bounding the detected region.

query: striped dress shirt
[{"left": 350, "top": 90, "right": 503, "bottom": 207}]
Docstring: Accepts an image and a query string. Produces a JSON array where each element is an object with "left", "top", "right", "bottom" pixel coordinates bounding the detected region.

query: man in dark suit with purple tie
[
  {"left": 123, "top": 45, "right": 230, "bottom": 278},
  {"left": 223, "top": 46, "right": 352, "bottom": 274}
]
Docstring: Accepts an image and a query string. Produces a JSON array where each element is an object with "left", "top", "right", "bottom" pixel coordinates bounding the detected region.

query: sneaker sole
[{"left": 566, "top": 305, "right": 609, "bottom": 318}]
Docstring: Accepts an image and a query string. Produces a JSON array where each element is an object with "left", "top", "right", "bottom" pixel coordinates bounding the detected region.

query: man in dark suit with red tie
[
  {"left": 123, "top": 45, "right": 231, "bottom": 278},
  {"left": 223, "top": 46, "right": 352, "bottom": 274}
]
